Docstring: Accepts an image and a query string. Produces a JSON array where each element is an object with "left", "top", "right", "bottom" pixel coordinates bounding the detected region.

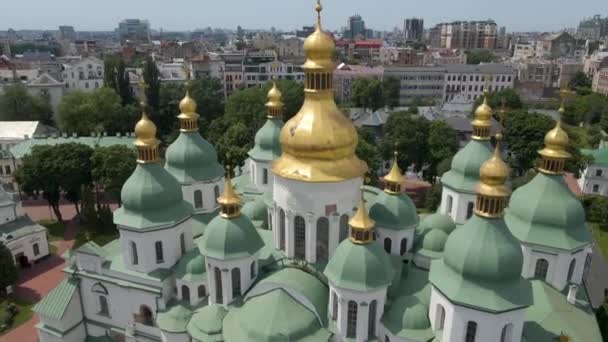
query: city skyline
[{"left": 1, "top": 0, "right": 606, "bottom": 33}]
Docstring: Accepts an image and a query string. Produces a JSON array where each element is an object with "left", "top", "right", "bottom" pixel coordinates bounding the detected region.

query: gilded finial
[
  {"left": 134, "top": 79, "right": 160, "bottom": 163},
  {"left": 266, "top": 81, "right": 284, "bottom": 119},
  {"left": 559, "top": 332, "right": 570, "bottom": 342},
  {"left": 384, "top": 149, "right": 403, "bottom": 194},
  {"left": 349, "top": 187, "right": 375, "bottom": 244},
  {"left": 218, "top": 165, "right": 241, "bottom": 218},
  {"left": 315, "top": 0, "right": 323, "bottom": 29},
  {"left": 471, "top": 91, "right": 493, "bottom": 140},
  {"left": 537, "top": 91, "right": 571, "bottom": 174},
  {"left": 474, "top": 132, "right": 510, "bottom": 218},
  {"left": 137, "top": 79, "right": 149, "bottom": 109}
]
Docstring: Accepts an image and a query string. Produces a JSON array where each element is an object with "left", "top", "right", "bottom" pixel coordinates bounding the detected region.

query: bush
[{"left": 582, "top": 195, "right": 608, "bottom": 228}]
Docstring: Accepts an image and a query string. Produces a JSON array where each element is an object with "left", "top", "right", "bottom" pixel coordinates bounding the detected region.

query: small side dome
[
  {"left": 418, "top": 213, "right": 455, "bottom": 234},
  {"left": 242, "top": 197, "right": 269, "bottom": 228},
  {"left": 421, "top": 229, "right": 449, "bottom": 253},
  {"left": 402, "top": 300, "right": 431, "bottom": 330},
  {"left": 199, "top": 215, "right": 264, "bottom": 260},
  {"left": 179, "top": 93, "right": 197, "bottom": 114},
  {"left": 134, "top": 112, "right": 158, "bottom": 146},
  {"left": 187, "top": 305, "right": 227, "bottom": 341},
  {"left": 368, "top": 191, "right": 418, "bottom": 231}
]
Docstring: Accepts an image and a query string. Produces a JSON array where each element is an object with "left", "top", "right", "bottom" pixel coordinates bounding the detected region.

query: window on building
[
  {"left": 138, "top": 305, "right": 154, "bottom": 326},
  {"left": 194, "top": 190, "right": 203, "bottom": 209},
  {"left": 155, "top": 241, "right": 164, "bottom": 263},
  {"left": 593, "top": 184, "right": 600, "bottom": 193},
  {"left": 85, "top": 82, "right": 89, "bottom": 89},
  {"left": 331, "top": 291, "right": 338, "bottom": 321},
  {"left": 446, "top": 195, "right": 453, "bottom": 214},
  {"left": 339, "top": 214, "right": 349, "bottom": 242},
  {"left": 231, "top": 268, "right": 241, "bottom": 297},
  {"left": 262, "top": 168, "right": 268, "bottom": 184},
  {"left": 567, "top": 259, "right": 576, "bottom": 283},
  {"left": 436, "top": 304, "right": 446, "bottom": 330},
  {"left": 279, "top": 209, "right": 286, "bottom": 251},
  {"left": 294, "top": 216, "right": 306, "bottom": 259},
  {"left": 384, "top": 238, "right": 392, "bottom": 253},
  {"left": 180, "top": 233, "right": 186, "bottom": 255},
  {"left": 400, "top": 238, "right": 408, "bottom": 255},
  {"left": 4, "top": 165, "right": 10, "bottom": 175},
  {"left": 130, "top": 241, "right": 138, "bottom": 265},
  {"left": 466, "top": 202, "right": 474, "bottom": 219},
  {"left": 368, "top": 300, "right": 377, "bottom": 338},
  {"left": 198, "top": 285, "right": 206, "bottom": 298},
  {"left": 182, "top": 285, "right": 190, "bottom": 302},
  {"left": 250, "top": 261, "right": 256, "bottom": 279},
  {"left": 465, "top": 321, "right": 477, "bottom": 342},
  {"left": 98, "top": 295, "right": 109, "bottom": 316},
  {"left": 214, "top": 185, "right": 220, "bottom": 205},
  {"left": 215, "top": 267, "right": 223, "bottom": 304},
  {"left": 501, "top": 323, "right": 513, "bottom": 342},
  {"left": 347, "top": 300, "right": 358, "bottom": 338},
  {"left": 33, "top": 243, "right": 40, "bottom": 256},
  {"left": 316, "top": 217, "right": 329, "bottom": 262},
  {"left": 534, "top": 258, "right": 549, "bottom": 280},
  {"left": 595, "top": 169, "right": 603, "bottom": 177}
]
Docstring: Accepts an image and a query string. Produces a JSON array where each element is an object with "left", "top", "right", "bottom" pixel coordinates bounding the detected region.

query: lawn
[
  {"left": 38, "top": 220, "right": 66, "bottom": 242},
  {"left": 0, "top": 297, "right": 34, "bottom": 335},
  {"left": 73, "top": 227, "right": 118, "bottom": 249},
  {"left": 592, "top": 224, "right": 608, "bottom": 260}
]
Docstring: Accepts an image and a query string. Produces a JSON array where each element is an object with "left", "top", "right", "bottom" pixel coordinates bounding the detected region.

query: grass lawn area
[
  {"left": 38, "top": 220, "right": 66, "bottom": 242},
  {"left": 73, "top": 226, "right": 118, "bottom": 249},
  {"left": 592, "top": 223, "right": 608, "bottom": 259},
  {"left": 0, "top": 297, "right": 34, "bottom": 335}
]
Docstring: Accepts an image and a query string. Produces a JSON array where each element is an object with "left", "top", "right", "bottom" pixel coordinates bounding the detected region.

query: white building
[
  {"left": 443, "top": 64, "right": 515, "bottom": 102},
  {"left": 579, "top": 146, "right": 608, "bottom": 196},
  {"left": 62, "top": 56, "right": 104, "bottom": 92}
]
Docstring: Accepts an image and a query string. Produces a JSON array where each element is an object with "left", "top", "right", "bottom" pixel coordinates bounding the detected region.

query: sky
[{"left": 1, "top": 0, "right": 606, "bottom": 33}]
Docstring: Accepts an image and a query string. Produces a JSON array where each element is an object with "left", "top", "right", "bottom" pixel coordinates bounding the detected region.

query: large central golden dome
[{"left": 271, "top": 1, "right": 367, "bottom": 182}]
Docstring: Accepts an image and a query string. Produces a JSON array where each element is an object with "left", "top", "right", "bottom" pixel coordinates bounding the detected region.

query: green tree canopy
[
  {"left": 356, "top": 127, "right": 382, "bottom": 185},
  {"left": 0, "top": 84, "right": 52, "bottom": 123},
  {"left": 351, "top": 77, "right": 385, "bottom": 111},
  {"left": 568, "top": 71, "right": 592, "bottom": 93},
  {"left": 427, "top": 120, "right": 459, "bottom": 181},
  {"left": 143, "top": 56, "right": 161, "bottom": 113},
  {"left": 382, "top": 111, "right": 430, "bottom": 172},
  {"left": 465, "top": 49, "right": 497, "bottom": 64},
  {"left": 50, "top": 143, "right": 94, "bottom": 215},
  {"left": 0, "top": 242, "right": 18, "bottom": 294},
  {"left": 91, "top": 145, "right": 136, "bottom": 205},
  {"left": 504, "top": 110, "right": 554, "bottom": 175},
  {"left": 382, "top": 76, "right": 400, "bottom": 109},
  {"left": 471, "top": 88, "right": 523, "bottom": 117},
  {"left": 565, "top": 92, "right": 608, "bottom": 126}
]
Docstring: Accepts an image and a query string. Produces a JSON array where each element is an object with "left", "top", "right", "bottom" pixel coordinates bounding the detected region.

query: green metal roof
[
  {"left": 156, "top": 301, "right": 193, "bottom": 333},
  {"left": 165, "top": 131, "right": 224, "bottom": 184},
  {"left": 199, "top": 214, "right": 264, "bottom": 260},
  {"left": 582, "top": 147, "right": 608, "bottom": 166},
  {"left": 242, "top": 196, "right": 269, "bottom": 229},
  {"left": 174, "top": 249, "right": 206, "bottom": 282},
  {"left": 114, "top": 163, "right": 193, "bottom": 231},
  {"left": 33, "top": 277, "right": 79, "bottom": 320},
  {"left": 0, "top": 215, "right": 47, "bottom": 241},
  {"left": 248, "top": 118, "right": 283, "bottom": 161},
  {"left": 10, "top": 136, "right": 133, "bottom": 159},
  {"left": 382, "top": 295, "right": 434, "bottom": 342},
  {"left": 75, "top": 241, "right": 109, "bottom": 259},
  {"left": 417, "top": 213, "right": 455, "bottom": 234},
  {"left": 522, "top": 280, "right": 602, "bottom": 342},
  {"left": 324, "top": 239, "right": 394, "bottom": 291},
  {"left": 441, "top": 140, "right": 492, "bottom": 193},
  {"left": 369, "top": 191, "right": 419, "bottom": 231},
  {"left": 192, "top": 210, "right": 218, "bottom": 238},
  {"left": 187, "top": 305, "right": 227, "bottom": 342},
  {"left": 430, "top": 215, "right": 532, "bottom": 313},
  {"left": 505, "top": 172, "right": 592, "bottom": 251},
  {"left": 414, "top": 213, "right": 456, "bottom": 256}
]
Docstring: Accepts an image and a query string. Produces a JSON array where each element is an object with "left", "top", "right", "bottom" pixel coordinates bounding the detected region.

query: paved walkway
[{"left": 0, "top": 209, "right": 79, "bottom": 342}]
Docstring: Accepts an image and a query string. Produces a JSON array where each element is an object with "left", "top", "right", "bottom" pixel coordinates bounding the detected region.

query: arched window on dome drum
[
  {"left": 182, "top": 285, "right": 190, "bottom": 303},
  {"left": 500, "top": 323, "right": 513, "bottom": 342},
  {"left": 263, "top": 168, "right": 268, "bottom": 185},
  {"left": 347, "top": 300, "right": 358, "bottom": 338},
  {"left": 279, "top": 209, "right": 286, "bottom": 251},
  {"left": 214, "top": 185, "right": 220, "bottom": 205},
  {"left": 400, "top": 238, "right": 408, "bottom": 255},
  {"left": 294, "top": 216, "right": 306, "bottom": 259},
  {"left": 435, "top": 304, "right": 445, "bottom": 330},
  {"left": 180, "top": 233, "right": 186, "bottom": 256},
  {"left": 466, "top": 202, "right": 474, "bottom": 219},
  {"left": 155, "top": 241, "right": 164, "bottom": 263},
  {"left": 250, "top": 261, "right": 256, "bottom": 279},
  {"left": 368, "top": 300, "right": 377, "bottom": 338},
  {"left": 446, "top": 195, "right": 453, "bottom": 214},
  {"left": 534, "top": 259, "right": 549, "bottom": 280},
  {"left": 194, "top": 190, "right": 203, "bottom": 209},
  {"left": 231, "top": 268, "right": 241, "bottom": 297},
  {"left": 567, "top": 259, "right": 576, "bottom": 283},
  {"left": 130, "top": 241, "right": 138, "bottom": 265},
  {"left": 316, "top": 217, "right": 329, "bottom": 262},
  {"left": 98, "top": 295, "right": 109, "bottom": 316},
  {"left": 465, "top": 321, "right": 477, "bottom": 342},
  {"left": 384, "top": 238, "right": 392, "bottom": 253},
  {"left": 214, "top": 267, "right": 223, "bottom": 304},
  {"left": 198, "top": 285, "right": 206, "bottom": 298},
  {"left": 339, "top": 214, "right": 349, "bottom": 242},
  {"left": 583, "top": 254, "right": 592, "bottom": 280},
  {"left": 331, "top": 291, "right": 338, "bottom": 321}
]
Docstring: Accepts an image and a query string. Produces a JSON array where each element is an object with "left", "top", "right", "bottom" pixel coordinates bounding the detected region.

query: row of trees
[
  {"left": 0, "top": 84, "right": 53, "bottom": 123},
  {"left": 350, "top": 76, "right": 400, "bottom": 111}
]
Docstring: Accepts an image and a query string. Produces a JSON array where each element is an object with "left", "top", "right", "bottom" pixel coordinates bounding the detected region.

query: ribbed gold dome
[
  {"left": 177, "top": 90, "right": 200, "bottom": 131},
  {"left": 477, "top": 136, "right": 510, "bottom": 198},
  {"left": 134, "top": 112, "right": 158, "bottom": 147},
  {"left": 218, "top": 170, "right": 241, "bottom": 218},
  {"left": 471, "top": 92, "right": 493, "bottom": 140},
  {"left": 302, "top": 1, "right": 335, "bottom": 70},
  {"left": 383, "top": 151, "right": 403, "bottom": 194},
  {"left": 539, "top": 110, "right": 570, "bottom": 160},
  {"left": 350, "top": 189, "right": 375, "bottom": 244},
  {"left": 266, "top": 81, "right": 284, "bottom": 118},
  {"left": 179, "top": 92, "right": 197, "bottom": 115}
]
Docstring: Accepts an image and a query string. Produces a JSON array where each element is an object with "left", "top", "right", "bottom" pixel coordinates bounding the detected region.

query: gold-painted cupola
[
  {"left": 471, "top": 91, "right": 493, "bottom": 141},
  {"left": 349, "top": 189, "right": 376, "bottom": 244},
  {"left": 474, "top": 133, "right": 511, "bottom": 218},
  {"left": 266, "top": 81, "right": 284, "bottom": 119},
  {"left": 134, "top": 104, "right": 160, "bottom": 163},
  {"left": 538, "top": 104, "right": 571, "bottom": 174},
  {"left": 218, "top": 169, "right": 241, "bottom": 219},
  {"left": 383, "top": 151, "right": 404, "bottom": 194}
]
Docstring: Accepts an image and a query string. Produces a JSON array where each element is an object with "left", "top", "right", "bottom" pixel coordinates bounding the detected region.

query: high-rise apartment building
[
  {"left": 577, "top": 15, "right": 608, "bottom": 40},
  {"left": 343, "top": 15, "right": 371, "bottom": 39},
  {"left": 404, "top": 18, "right": 424, "bottom": 41},
  {"left": 429, "top": 20, "right": 498, "bottom": 49},
  {"left": 116, "top": 19, "right": 151, "bottom": 43},
  {"left": 58, "top": 25, "right": 76, "bottom": 41}
]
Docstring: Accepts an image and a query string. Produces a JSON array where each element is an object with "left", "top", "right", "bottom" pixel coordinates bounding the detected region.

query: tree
[
  {"left": 465, "top": 49, "right": 496, "bottom": 64},
  {"left": 471, "top": 88, "right": 523, "bottom": 117},
  {"left": 103, "top": 55, "right": 118, "bottom": 91},
  {"left": 53, "top": 143, "right": 94, "bottom": 216},
  {"left": 213, "top": 121, "right": 251, "bottom": 167},
  {"left": 356, "top": 128, "right": 382, "bottom": 185},
  {"left": 0, "top": 242, "right": 17, "bottom": 295},
  {"left": 566, "top": 93, "right": 608, "bottom": 126},
  {"left": 382, "top": 76, "right": 400, "bottom": 109},
  {"left": 91, "top": 145, "right": 136, "bottom": 205},
  {"left": 0, "top": 84, "right": 52, "bottom": 123},
  {"left": 367, "top": 79, "right": 384, "bottom": 111},
  {"left": 382, "top": 111, "right": 431, "bottom": 172},
  {"left": 568, "top": 71, "right": 592, "bottom": 93},
  {"left": 115, "top": 58, "right": 132, "bottom": 105},
  {"left": 142, "top": 56, "right": 161, "bottom": 113},
  {"left": 426, "top": 121, "right": 459, "bottom": 181},
  {"left": 351, "top": 77, "right": 385, "bottom": 110},
  {"left": 504, "top": 110, "right": 554, "bottom": 175},
  {"left": 351, "top": 77, "right": 370, "bottom": 108}
]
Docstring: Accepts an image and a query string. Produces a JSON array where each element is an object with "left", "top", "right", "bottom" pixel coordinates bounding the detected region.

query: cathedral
[{"left": 33, "top": 2, "right": 602, "bottom": 342}]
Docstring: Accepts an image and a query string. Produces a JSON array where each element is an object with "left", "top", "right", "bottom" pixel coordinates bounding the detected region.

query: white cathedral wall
[
  {"left": 175, "top": 278, "right": 208, "bottom": 306},
  {"left": 180, "top": 178, "right": 224, "bottom": 214},
  {"left": 6, "top": 230, "right": 49, "bottom": 264},
  {"left": 250, "top": 158, "right": 272, "bottom": 193},
  {"left": 0, "top": 204, "right": 17, "bottom": 222},
  {"left": 118, "top": 218, "right": 194, "bottom": 273},
  {"left": 37, "top": 288, "right": 85, "bottom": 342},
  {"left": 429, "top": 286, "right": 526, "bottom": 342},
  {"left": 520, "top": 243, "right": 592, "bottom": 291},
  {"left": 161, "top": 331, "right": 191, "bottom": 342},
  {"left": 375, "top": 227, "right": 415, "bottom": 260},
  {"left": 205, "top": 253, "right": 259, "bottom": 306},
  {"left": 439, "top": 186, "right": 476, "bottom": 225},
  {"left": 37, "top": 324, "right": 86, "bottom": 342},
  {"left": 272, "top": 175, "right": 362, "bottom": 263},
  {"left": 412, "top": 253, "right": 433, "bottom": 270}
]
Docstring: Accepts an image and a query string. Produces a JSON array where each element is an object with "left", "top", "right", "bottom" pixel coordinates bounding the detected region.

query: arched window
[
  {"left": 466, "top": 202, "right": 474, "bottom": 219},
  {"left": 446, "top": 195, "right": 453, "bottom": 214},
  {"left": 138, "top": 305, "right": 154, "bottom": 326},
  {"left": 279, "top": 209, "right": 286, "bottom": 251},
  {"left": 465, "top": 321, "right": 477, "bottom": 342},
  {"left": 232, "top": 268, "right": 242, "bottom": 297},
  {"left": 436, "top": 304, "right": 446, "bottom": 330},
  {"left": 384, "top": 238, "right": 392, "bottom": 253},
  {"left": 130, "top": 241, "right": 138, "bottom": 265},
  {"left": 194, "top": 190, "right": 203, "bottom": 209},
  {"left": 347, "top": 300, "right": 358, "bottom": 338},
  {"left": 91, "top": 282, "right": 108, "bottom": 295},
  {"left": 33, "top": 243, "right": 40, "bottom": 256},
  {"left": 180, "top": 233, "right": 186, "bottom": 255},
  {"left": 214, "top": 185, "right": 220, "bottom": 205},
  {"left": 534, "top": 259, "right": 549, "bottom": 280},
  {"left": 331, "top": 291, "right": 338, "bottom": 321},
  {"left": 368, "top": 300, "right": 377, "bottom": 338},
  {"left": 182, "top": 285, "right": 190, "bottom": 302},
  {"left": 294, "top": 216, "right": 306, "bottom": 259},
  {"left": 501, "top": 324, "right": 513, "bottom": 342},
  {"left": 214, "top": 267, "right": 223, "bottom": 304},
  {"left": 98, "top": 295, "right": 109, "bottom": 316},
  {"left": 339, "top": 214, "right": 349, "bottom": 242},
  {"left": 567, "top": 259, "right": 576, "bottom": 283},
  {"left": 263, "top": 168, "right": 268, "bottom": 184},
  {"left": 583, "top": 254, "right": 592, "bottom": 280},
  {"left": 155, "top": 241, "right": 164, "bottom": 263},
  {"left": 400, "top": 238, "right": 408, "bottom": 255},
  {"left": 250, "top": 261, "right": 256, "bottom": 279},
  {"left": 198, "top": 285, "right": 206, "bottom": 298},
  {"left": 316, "top": 217, "right": 329, "bottom": 262}
]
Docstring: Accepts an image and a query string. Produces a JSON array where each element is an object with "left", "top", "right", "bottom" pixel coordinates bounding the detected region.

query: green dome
[
  {"left": 175, "top": 249, "right": 206, "bottom": 281},
  {"left": 418, "top": 213, "right": 455, "bottom": 234},
  {"left": 441, "top": 140, "right": 492, "bottom": 193},
  {"left": 199, "top": 215, "right": 264, "bottom": 260},
  {"left": 382, "top": 295, "right": 431, "bottom": 334},
  {"left": 369, "top": 191, "right": 418, "bottom": 230},
  {"left": 324, "top": 239, "right": 394, "bottom": 291},
  {"left": 241, "top": 197, "right": 268, "bottom": 228},
  {"left": 248, "top": 118, "right": 283, "bottom": 161},
  {"left": 165, "top": 131, "right": 224, "bottom": 183},
  {"left": 114, "top": 163, "right": 193, "bottom": 230},
  {"left": 505, "top": 173, "right": 592, "bottom": 250},
  {"left": 187, "top": 305, "right": 227, "bottom": 341},
  {"left": 402, "top": 300, "right": 430, "bottom": 330},
  {"left": 421, "top": 229, "right": 449, "bottom": 253},
  {"left": 430, "top": 215, "right": 532, "bottom": 312}
]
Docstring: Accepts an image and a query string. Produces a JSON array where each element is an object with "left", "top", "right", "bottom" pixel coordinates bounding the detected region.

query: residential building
[
  {"left": 343, "top": 14, "right": 371, "bottom": 39},
  {"left": 252, "top": 32, "right": 276, "bottom": 50},
  {"left": 593, "top": 67, "right": 608, "bottom": 95},
  {"left": 62, "top": 56, "right": 104, "bottom": 92},
  {"left": 26, "top": 73, "right": 65, "bottom": 116},
  {"left": 116, "top": 19, "right": 151, "bottom": 43},
  {"left": 395, "top": 48, "right": 424, "bottom": 66},
  {"left": 584, "top": 51, "right": 608, "bottom": 77},
  {"left": 335, "top": 39, "right": 383, "bottom": 64},
  {"left": 243, "top": 58, "right": 304, "bottom": 88},
  {"left": 512, "top": 42, "right": 538, "bottom": 60},
  {"left": 429, "top": 20, "right": 498, "bottom": 49},
  {"left": 276, "top": 37, "right": 305, "bottom": 58},
  {"left": 59, "top": 25, "right": 76, "bottom": 41},
  {"left": 404, "top": 18, "right": 424, "bottom": 41},
  {"left": 189, "top": 54, "right": 225, "bottom": 80},
  {"left": 443, "top": 64, "right": 514, "bottom": 102},
  {"left": 535, "top": 32, "right": 578, "bottom": 59},
  {"left": 384, "top": 66, "right": 445, "bottom": 105},
  {"left": 333, "top": 63, "right": 383, "bottom": 103},
  {"left": 579, "top": 146, "right": 608, "bottom": 196},
  {"left": 221, "top": 53, "right": 245, "bottom": 97},
  {"left": 423, "top": 49, "right": 467, "bottom": 65}
]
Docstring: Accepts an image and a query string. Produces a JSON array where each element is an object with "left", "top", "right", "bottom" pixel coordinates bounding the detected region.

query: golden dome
[
  {"left": 477, "top": 134, "right": 510, "bottom": 198},
  {"left": 179, "top": 91, "right": 197, "bottom": 115},
  {"left": 134, "top": 111, "right": 158, "bottom": 147},
  {"left": 267, "top": 81, "right": 282, "bottom": 103},
  {"left": 471, "top": 92, "right": 493, "bottom": 140},
  {"left": 384, "top": 151, "right": 403, "bottom": 194},
  {"left": 266, "top": 81, "right": 284, "bottom": 118},
  {"left": 302, "top": 0, "right": 335, "bottom": 71},
  {"left": 218, "top": 170, "right": 241, "bottom": 218},
  {"left": 538, "top": 115, "right": 571, "bottom": 160},
  {"left": 177, "top": 90, "right": 200, "bottom": 131},
  {"left": 350, "top": 189, "right": 375, "bottom": 244}
]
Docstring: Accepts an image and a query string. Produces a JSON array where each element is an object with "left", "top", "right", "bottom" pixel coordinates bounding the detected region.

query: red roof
[{"left": 336, "top": 39, "right": 383, "bottom": 48}]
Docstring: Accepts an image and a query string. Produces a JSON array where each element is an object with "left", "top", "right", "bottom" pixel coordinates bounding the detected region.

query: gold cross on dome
[
  {"left": 183, "top": 61, "right": 191, "bottom": 81},
  {"left": 137, "top": 79, "right": 149, "bottom": 107}
]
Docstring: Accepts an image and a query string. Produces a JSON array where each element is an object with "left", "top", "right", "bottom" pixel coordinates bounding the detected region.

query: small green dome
[
  {"left": 441, "top": 140, "right": 492, "bottom": 193},
  {"left": 199, "top": 215, "right": 264, "bottom": 260},
  {"left": 114, "top": 163, "right": 192, "bottom": 230},
  {"left": 505, "top": 173, "right": 591, "bottom": 250},
  {"left": 175, "top": 249, "right": 206, "bottom": 281},
  {"left": 382, "top": 295, "right": 431, "bottom": 334},
  {"left": 248, "top": 118, "right": 283, "bottom": 161},
  {"left": 421, "top": 229, "right": 449, "bottom": 252},
  {"left": 369, "top": 191, "right": 418, "bottom": 230},
  {"left": 242, "top": 197, "right": 268, "bottom": 228},
  {"left": 165, "top": 132, "right": 224, "bottom": 183},
  {"left": 324, "top": 239, "right": 394, "bottom": 291},
  {"left": 418, "top": 213, "right": 455, "bottom": 234},
  {"left": 187, "top": 305, "right": 227, "bottom": 341},
  {"left": 402, "top": 300, "right": 430, "bottom": 330}
]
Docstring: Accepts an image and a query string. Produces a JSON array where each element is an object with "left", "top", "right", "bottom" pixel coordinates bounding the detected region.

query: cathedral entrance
[{"left": 16, "top": 253, "right": 29, "bottom": 268}]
